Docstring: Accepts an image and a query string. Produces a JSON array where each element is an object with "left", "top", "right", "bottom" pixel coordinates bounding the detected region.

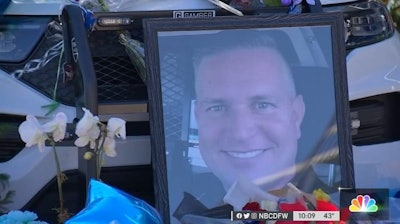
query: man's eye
[
  {"left": 206, "top": 105, "right": 226, "bottom": 112},
  {"left": 254, "top": 102, "right": 274, "bottom": 110}
]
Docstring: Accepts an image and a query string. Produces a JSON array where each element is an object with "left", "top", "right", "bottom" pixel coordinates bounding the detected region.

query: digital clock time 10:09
[{"left": 293, "top": 211, "right": 340, "bottom": 221}]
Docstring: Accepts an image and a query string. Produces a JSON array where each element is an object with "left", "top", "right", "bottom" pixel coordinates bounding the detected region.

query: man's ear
[{"left": 292, "top": 95, "right": 305, "bottom": 139}]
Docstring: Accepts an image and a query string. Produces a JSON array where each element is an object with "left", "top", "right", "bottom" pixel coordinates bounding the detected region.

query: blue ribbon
[
  {"left": 67, "top": 0, "right": 96, "bottom": 31},
  {"left": 80, "top": 5, "right": 96, "bottom": 31}
]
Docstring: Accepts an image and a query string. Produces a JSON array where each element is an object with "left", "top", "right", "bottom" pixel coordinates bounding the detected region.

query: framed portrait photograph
[{"left": 143, "top": 13, "right": 354, "bottom": 224}]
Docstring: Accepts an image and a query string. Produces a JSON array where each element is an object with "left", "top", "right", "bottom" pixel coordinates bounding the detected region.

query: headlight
[
  {"left": 343, "top": 0, "right": 395, "bottom": 49},
  {"left": 324, "top": 0, "right": 395, "bottom": 49}
]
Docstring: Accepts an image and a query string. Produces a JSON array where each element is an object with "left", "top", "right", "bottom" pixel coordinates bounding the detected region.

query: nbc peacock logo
[{"left": 349, "top": 195, "right": 378, "bottom": 212}]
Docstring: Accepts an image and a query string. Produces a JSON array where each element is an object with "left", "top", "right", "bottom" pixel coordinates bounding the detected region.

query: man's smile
[{"left": 224, "top": 149, "right": 269, "bottom": 159}]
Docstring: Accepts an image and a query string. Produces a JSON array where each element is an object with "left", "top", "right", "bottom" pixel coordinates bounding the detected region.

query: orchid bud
[{"left": 84, "top": 151, "right": 94, "bottom": 160}]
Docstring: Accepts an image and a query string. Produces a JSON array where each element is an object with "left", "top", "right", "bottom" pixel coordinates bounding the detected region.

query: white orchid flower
[
  {"left": 41, "top": 112, "right": 67, "bottom": 142},
  {"left": 103, "top": 136, "right": 117, "bottom": 157},
  {"left": 74, "top": 108, "right": 100, "bottom": 149},
  {"left": 18, "top": 115, "right": 48, "bottom": 152},
  {"left": 106, "top": 117, "right": 126, "bottom": 139}
]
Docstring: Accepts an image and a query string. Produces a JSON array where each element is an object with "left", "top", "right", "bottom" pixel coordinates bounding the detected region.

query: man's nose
[{"left": 228, "top": 108, "right": 258, "bottom": 140}]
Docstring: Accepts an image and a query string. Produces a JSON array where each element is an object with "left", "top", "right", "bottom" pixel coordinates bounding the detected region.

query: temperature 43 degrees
[{"left": 293, "top": 211, "right": 340, "bottom": 221}]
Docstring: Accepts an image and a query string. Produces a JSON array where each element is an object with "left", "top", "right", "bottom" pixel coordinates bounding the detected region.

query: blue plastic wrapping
[{"left": 66, "top": 179, "right": 163, "bottom": 224}]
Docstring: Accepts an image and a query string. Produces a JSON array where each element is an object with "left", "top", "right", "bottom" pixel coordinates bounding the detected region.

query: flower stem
[
  {"left": 96, "top": 129, "right": 107, "bottom": 180},
  {"left": 51, "top": 140, "right": 70, "bottom": 223},
  {"left": 51, "top": 141, "right": 64, "bottom": 212},
  {"left": 96, "top": 147, "right": 104, "bottom": 180}
]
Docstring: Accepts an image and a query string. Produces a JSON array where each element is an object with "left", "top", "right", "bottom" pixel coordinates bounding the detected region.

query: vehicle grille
[
  {"left": 0, "top": 23, "right": 147, "bottom": 107},
  {"left": 88, "top": 30, "right": 147, "bottom": 103}
]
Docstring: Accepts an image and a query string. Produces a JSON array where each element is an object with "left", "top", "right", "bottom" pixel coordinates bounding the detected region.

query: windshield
[
  {"left": 0, "top": 16, "right": 50, "bottom": 62},
  {"left": 4, "top": 0, "right": 64, "bottom": 15}
]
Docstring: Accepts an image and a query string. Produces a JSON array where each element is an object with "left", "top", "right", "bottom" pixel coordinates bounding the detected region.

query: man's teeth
[{"left": 227, "top": 149, "right": 264, "bottom": 158}]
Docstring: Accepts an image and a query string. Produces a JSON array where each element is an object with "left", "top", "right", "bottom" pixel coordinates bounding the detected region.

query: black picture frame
[{"left": 143, "top": 12, "right": 354, "bottom": 224}]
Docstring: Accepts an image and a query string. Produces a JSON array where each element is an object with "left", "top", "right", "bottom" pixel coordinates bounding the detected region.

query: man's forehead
[
  {"left": 196, "top": 47, "right": 288, "bottom": 80},
  {"left": 202, "top": 47, "right": 282, "bottom": 62},
  {"left": 194, "top": 46, "right": 296, "bottom": 98}
]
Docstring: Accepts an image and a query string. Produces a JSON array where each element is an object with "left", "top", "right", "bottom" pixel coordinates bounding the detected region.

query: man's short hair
[
  {"left": 192, "top": 32, "right": 278, "bottom": 70},
  {"left": 192, "top": 30, "right": 298, "bottom": 97}
]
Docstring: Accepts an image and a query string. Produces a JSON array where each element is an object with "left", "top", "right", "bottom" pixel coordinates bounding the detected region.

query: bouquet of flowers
[
  {"left": 174, "top": 178, "right": 350, "bottom": 224},
  {"left": 241, "top": 186, "right": 351, "bottom": 224},
  {"left": 17, "top": 108, "right": 126, "bottom": 223}
]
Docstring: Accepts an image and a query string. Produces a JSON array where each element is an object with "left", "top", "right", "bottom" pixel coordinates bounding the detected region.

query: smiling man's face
[{"left": 194, "top": 47, "right": 305, "bottom": 190}]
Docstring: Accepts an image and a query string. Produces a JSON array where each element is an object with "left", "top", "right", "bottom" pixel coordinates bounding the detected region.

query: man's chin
[
  {"left": 253, "top": 174, "right": 295, "bottom": 192},
  {"left": 219, "top": 174, "right": 285, "bottom": 192},
  {"left": 215, "top": 168, "right": 295, "bottom": 192}
]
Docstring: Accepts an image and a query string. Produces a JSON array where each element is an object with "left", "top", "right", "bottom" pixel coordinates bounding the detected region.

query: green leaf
[
  {"left": 41, "top": 101, "right": 60, "bottom": 116},
  {"left": 0, "top": 190, "right": 15, "bottom": 203},
  {"left": 0, "top": 174, "right": 10, "bottom": 192},
  {"left": 0, "top": 190, "right": 15, "bottom": 213}
]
